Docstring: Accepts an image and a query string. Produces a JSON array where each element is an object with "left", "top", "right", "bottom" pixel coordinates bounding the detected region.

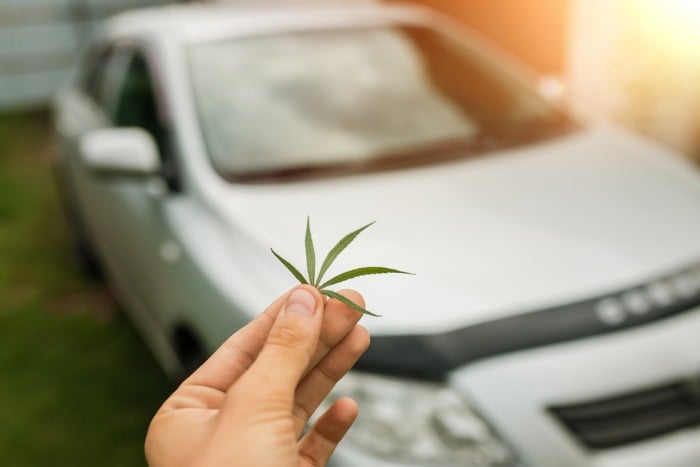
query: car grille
[{"left": 549, "top": 380, "right": 700, "bottom": 449}]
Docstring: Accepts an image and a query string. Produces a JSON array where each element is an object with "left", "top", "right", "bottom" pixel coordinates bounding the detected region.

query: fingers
[
  {"left": 303, "top": 289, "right": 365, "bottom": 378},
  {"left": 299, "top": 398, "right": 359, "bottom": 467},
  {"left": 292, "top": 324, "right": 369, "bottom": 436},
  {"left": 181, "top": 290, "right": 291, "bottom": 393},
  {"left": 232, "top": 285, "right": 324, "bottom": 405},
  {"left": 175, "top": 285, "right": 367, "bottom": 421}
]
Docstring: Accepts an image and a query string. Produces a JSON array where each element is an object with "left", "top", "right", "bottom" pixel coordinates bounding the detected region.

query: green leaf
[
  {"left": 271, "top": 249, "right": 308, "bottom": 284},
  {"left": 316, "top": 221, "right": 375, "bottom": 285},
  {"left": 320, "top": 289, "right": 381, "bottom": 317},
  {"left": 319, "top": 266, "right": 413, "bottom": 289},
  {"left": 305, "top": 217, "right": 316, "bottom": 285}
]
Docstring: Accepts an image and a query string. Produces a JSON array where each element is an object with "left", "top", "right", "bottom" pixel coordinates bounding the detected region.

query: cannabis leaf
[{"left": 271, "top": 217, "right": 412, "bottom": 317}]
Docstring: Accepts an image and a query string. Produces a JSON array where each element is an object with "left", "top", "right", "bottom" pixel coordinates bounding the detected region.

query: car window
[
  {"left": 188, "top": 25, "right": 573, "bottom": 182},
  {"left": 81, "top": 47, "right": 110, "bottom": 103},
  {"left": 112, "top": 53, "right": 164, "bottom": 145},
  {"left": 80, "top": 47, "right": 131, "bottom": 119},
  {"left": 106, "top": 49, "right": 181, "bottom": 191},
  {"left": 79, "top": 46, "right": 128, "bottom": 119}
]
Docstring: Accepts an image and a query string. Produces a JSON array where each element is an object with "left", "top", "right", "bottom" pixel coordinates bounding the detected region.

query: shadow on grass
[{"left": 0, "top": 110, "right": 172, "bottom": 466}]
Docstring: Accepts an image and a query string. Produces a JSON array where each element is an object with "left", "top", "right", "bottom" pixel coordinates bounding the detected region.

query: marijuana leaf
[
  {"left": 319, "top": 266, "right": 409, "bottom": 289},
  {"left": 319, "top": 289, "right": 381, "bottom": 317},
  {"left": 271, "top": 217, "right": 412, "bottom": 316},
  {"left": 305, "top": 217, "right": 316, "bottom": 285},
  {"left": 271, "top": 249, "right": 308, "bottom": 284},
  {"left": 316, "top": 221, "right": 374, "bottom": 286}
]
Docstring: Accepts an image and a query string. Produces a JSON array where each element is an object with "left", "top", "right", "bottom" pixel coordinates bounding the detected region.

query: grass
[{"left": 0, "top": 111, "right": 171, "bottom": 466}]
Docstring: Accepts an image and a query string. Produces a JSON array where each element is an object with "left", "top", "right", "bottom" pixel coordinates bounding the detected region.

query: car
[{"left": 52, "top": 2, "right": 700, "bottom": 466}]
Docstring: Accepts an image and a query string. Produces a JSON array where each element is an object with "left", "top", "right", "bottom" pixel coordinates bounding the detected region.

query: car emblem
[{"left": 595, "top": 298, "right": 626, "bottom": 326}]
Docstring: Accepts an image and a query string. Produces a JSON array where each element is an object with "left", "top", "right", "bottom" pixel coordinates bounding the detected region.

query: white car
[{"left": 52, "top": 2, "right": 700, "bottom": 466}]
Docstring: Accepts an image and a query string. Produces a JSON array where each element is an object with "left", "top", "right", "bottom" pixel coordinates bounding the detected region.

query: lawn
[{"left": 0, "top": 111, "right": 171, "bottom": 466}]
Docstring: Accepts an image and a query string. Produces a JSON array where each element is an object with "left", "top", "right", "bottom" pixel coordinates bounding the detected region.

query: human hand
[{"left": 145, "top": 285, "right": 370, "bottom": 467}]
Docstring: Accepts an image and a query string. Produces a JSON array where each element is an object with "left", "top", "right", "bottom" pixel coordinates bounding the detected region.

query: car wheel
[{"left": 174, "top": 326, "right": 207, "bottom": 379}]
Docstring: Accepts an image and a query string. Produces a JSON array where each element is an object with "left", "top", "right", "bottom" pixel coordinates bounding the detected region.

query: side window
[
  {"left": 111, "top": 51, "right": 181, "bottom": 191},
  {"left": 81, "top": 49, "right": 108, "bottom": 101},
  {"left": 112, "top": 53, "right": 164, "bottom": 150},
  {"left": 81, "top": 47, "right": 132, "bottom": 121},
  {"left": 81, "top": 47, "right": 119, "bottom": 114}
]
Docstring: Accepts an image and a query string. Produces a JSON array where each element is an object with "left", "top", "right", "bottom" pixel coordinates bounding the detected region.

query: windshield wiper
[
  {"left": 481, "top": 117, "right": 578, "bottom": 146},
  {"left": 220, "top": 137, "right": 485, "bottom": 183},
  {"left": 217, "top": 123, "right": 576, "bottom": 184}
]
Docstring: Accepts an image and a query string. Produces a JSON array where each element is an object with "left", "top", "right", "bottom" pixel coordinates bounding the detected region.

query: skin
[{"left": 145, "top": 285, "right": 370, "bottom": 467}]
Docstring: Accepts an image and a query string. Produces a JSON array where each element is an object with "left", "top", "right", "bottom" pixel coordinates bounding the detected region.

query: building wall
[{"left": 0, "top": 0, "right": 173, "bottom": 110}]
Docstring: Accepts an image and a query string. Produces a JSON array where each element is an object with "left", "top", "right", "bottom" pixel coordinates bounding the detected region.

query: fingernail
[{"left": 285, "top": 288, "right": 316, "bottom": 316}]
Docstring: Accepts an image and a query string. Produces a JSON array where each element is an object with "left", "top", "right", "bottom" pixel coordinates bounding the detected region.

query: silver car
[{"left": 52, "top": 2, "right": 700, "bottom": 466}]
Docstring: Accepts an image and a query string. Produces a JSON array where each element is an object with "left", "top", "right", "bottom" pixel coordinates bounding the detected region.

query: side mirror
[{"left": 80, "top": 127, "right": 161, "bottom": 177}]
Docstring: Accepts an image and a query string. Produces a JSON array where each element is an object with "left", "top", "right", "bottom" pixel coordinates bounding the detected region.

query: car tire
[{"left": 174, "top": 326, "right": 207, "bottom": 379}]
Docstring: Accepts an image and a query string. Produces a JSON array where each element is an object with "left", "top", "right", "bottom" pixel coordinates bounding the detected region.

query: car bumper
[{"left": 329, "top": 307, "right": 700, "bottom": 466}]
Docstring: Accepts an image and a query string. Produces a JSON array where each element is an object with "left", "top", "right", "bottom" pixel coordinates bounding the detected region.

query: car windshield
[{"left": 188, "top": 25, "right": 572, "bottom": 181}]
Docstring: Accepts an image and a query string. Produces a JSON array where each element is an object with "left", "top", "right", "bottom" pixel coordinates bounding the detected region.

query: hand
[{"left": 145, "top": 286, "right": 370, "bottom": 467}]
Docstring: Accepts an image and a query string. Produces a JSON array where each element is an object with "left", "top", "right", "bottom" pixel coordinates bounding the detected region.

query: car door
[{"left": 71, "top": 44, "right": 183, "bottom": 326}]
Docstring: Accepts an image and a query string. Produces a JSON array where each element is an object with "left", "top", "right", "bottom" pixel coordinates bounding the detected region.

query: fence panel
[{"left": 0, "top": 0, "right": 174, "bottom": 110}]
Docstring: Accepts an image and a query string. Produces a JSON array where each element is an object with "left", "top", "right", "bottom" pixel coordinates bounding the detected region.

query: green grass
[{"left": 0, "top": 111, "right": 171, "bottom": 466}]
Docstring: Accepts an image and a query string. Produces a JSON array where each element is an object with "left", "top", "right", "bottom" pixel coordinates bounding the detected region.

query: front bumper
[
  {"left": 452, "top": 306, "right": 700, "bottom": 467},
  {"left": 330, "top": 307, "right": 700, "bottom": 466}
]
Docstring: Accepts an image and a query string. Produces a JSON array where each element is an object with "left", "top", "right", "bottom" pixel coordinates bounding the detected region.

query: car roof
[{"left": 105, "top": 1, "right": 436, "bottom": 45}]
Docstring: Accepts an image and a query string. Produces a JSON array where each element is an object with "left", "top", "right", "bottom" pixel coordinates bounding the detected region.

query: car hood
[{"left": 212, "top": 128, "right": 700, "bottom": 335}]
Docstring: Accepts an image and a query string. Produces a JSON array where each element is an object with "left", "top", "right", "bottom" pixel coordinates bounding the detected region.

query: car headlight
[{"left": 318, "top": 371, "right": 517, "bottom": 466}]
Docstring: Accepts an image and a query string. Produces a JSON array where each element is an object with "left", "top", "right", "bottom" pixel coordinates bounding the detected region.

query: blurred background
[{"left": 2, "top": 0, "right": 700, "bottom": 465}]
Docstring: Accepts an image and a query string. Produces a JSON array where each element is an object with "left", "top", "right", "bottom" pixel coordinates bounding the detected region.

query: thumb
[{"left": 236, "top": 286, "right": 323, "bottom": 402}]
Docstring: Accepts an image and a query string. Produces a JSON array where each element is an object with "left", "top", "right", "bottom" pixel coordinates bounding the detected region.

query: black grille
[{"left": 549, "top": 380, "right": 700, "bottom": 449}]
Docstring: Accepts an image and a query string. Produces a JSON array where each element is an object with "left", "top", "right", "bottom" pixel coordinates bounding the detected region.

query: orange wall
[{"left": 398, "top": 0, "right": 570, "bottom": 74}]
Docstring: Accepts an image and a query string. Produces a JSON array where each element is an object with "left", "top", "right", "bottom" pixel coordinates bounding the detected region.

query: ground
[{"left": 0, "top": 110, "right": 171, "bottom": 466}]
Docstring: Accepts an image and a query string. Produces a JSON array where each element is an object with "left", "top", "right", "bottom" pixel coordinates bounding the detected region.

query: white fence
[{"left": 0, "top": 0, "right": 174, "bottom": 110}]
